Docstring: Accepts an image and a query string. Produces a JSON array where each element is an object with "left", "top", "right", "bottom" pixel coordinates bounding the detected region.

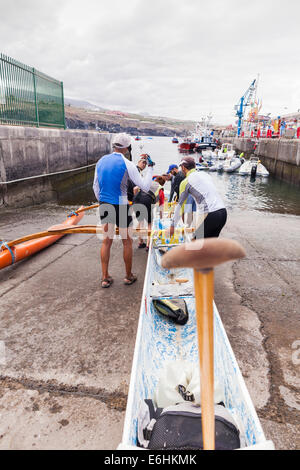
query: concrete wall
[
  {"left": 219, "top": 137, "right": 300, "bottom": 186},
  {"left": 0, "top": 126, "right": 111, "bottom": 207}
]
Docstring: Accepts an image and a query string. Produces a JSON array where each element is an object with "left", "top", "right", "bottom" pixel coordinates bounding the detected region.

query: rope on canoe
[
  {"left": 0, "top": 242, "right": 15, "bottom": 264},
  {"left": 67, "top": 210, "right": 79, "bottom": 218}
]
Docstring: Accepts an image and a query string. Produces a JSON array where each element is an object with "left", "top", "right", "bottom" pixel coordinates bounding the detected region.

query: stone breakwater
[
  {"left": 220, "top": 137, "right": 300, "bottom": 186},
  {"left": 0, "top": 125, "right": 111, "bottom": 207}
]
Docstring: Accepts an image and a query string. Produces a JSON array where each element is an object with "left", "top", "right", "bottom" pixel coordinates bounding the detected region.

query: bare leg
[
  {"left": 120, "top": 228, "right": 133, "bottom": 278},
  {"left": 101, "top": 223, "right": 114, "bottom": 280}
]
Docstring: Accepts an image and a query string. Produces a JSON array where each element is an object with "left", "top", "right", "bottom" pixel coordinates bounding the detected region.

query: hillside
[{"left": 64, "top": 105, "right": 196, "bottom": 136}]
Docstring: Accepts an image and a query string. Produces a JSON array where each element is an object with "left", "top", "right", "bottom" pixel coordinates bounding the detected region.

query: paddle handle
[{"left": 194, "top": 269, "right": 215, "bottom": 450}]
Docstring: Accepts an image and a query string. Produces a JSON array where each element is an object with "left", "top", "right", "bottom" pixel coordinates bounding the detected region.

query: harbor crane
[{"left": 235, "top": 79, "right": 257, "bottom": 137}]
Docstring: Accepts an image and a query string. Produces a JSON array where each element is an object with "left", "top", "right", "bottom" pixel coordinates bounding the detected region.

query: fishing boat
[
  {"left": 178, "top": 137, "right": 196, "bottom": 152},
  {"left": 194, "top": 136, "right": 217, "bottom": 152},
  {"left": 238, "top": 157, "right": 269, "bottom": 177},
  {"left": 118, "top": 212, "right": 274, "bottom": 450},
  {"left": 0, "top": 208, "right": 84, "bottom": 270}
]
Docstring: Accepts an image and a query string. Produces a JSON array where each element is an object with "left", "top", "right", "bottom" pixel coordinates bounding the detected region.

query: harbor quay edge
[
  {"left": 219, "top": 137, "right": 300, "bottom": 186},
  {"left": 0, "top": 125, "right": 112, "bottom": 208}
]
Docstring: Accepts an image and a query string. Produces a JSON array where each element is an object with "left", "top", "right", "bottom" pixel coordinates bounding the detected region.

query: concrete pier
[
  {"left": 0, "top": 204, "right": 299, "bottom": 449},
  {"left": 0, "top": 126, "right": 111, "bottom": 207}
]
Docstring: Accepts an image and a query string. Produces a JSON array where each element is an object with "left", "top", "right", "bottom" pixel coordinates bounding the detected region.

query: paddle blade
[{"left": 161, "top": 238, "right": 245, "bottom": 271}]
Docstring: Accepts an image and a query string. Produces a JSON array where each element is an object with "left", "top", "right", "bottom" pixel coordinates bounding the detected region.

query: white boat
[
  {"left": 196, "top": 162, "right": 210, "bottom": 171},
  {"left": 118, "top": 213, "right": 274, "bottom": 450},
  {"left": 223, "top": 156, "right": 244, "bottom": 173},
  {"left": 218, "top": 143, "right": 236, "bottom": 159},
  {"left": 210, "top": 158, "right": 229, "bottom": 172},
  {"left": 201, "top": 149, "right": 214, "bottom": 159},
  {"left": 239, "top": 157, "right": 269, "bottom": 177}
]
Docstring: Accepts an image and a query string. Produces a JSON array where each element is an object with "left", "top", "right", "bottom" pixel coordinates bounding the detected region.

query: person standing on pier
[
  {"left": 169, "top": 156, "right": 227, "bottom": 240},
  {"left": 127, "top": 155, "right": 148, "bottom": 203},
  {"left": 93, "top": 133, "right": 154, "bottom": 288},
  {"left": 167, "top": 164, "right": 185, "bottom": 202}
]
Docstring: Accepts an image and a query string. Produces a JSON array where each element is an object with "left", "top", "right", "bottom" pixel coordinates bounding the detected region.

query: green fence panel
[{"left": 0, "top": 53, "right": 65, "bottom": 129}]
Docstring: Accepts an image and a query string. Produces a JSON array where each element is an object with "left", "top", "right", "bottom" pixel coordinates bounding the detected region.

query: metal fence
[{"left": 0, "top": 53, "right": 65, "bottom": 128}]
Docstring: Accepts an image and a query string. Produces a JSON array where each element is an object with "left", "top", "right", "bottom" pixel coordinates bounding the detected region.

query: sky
[{"left": 1, "top": 0, "right": 300, "bottom": 124}]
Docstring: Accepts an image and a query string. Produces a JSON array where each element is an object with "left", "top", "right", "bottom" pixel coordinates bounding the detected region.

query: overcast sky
[{"left": 1, "top": 0, "right": 300, "bottom": 124}]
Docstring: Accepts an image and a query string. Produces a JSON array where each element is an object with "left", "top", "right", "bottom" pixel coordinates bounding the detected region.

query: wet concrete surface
[{"left": 0, "top": 204, "right": 299, "bottom": 449}]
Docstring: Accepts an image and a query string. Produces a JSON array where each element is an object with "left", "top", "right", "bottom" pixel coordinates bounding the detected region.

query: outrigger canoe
[
  {"left": 0, "top": 208, "right": 84, "bottom": 270},
  {"left": 119, "top": 211, "right": 274, "bottom": 450}
]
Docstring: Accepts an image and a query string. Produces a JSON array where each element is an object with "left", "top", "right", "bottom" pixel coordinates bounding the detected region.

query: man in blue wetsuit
[{"left": 93, "top": 133, "right": 154, "bottom": 288}]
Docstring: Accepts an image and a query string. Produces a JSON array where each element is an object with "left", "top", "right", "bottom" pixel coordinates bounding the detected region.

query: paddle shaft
[
  {"left": 75, "top": 204, "right": 99, "bottom": 213},
  {"left": 194, "top": 268, "right": 215, "bottom": 450},
  {"left": 3, "top": 226, "right": 195, "bottom": 249}
]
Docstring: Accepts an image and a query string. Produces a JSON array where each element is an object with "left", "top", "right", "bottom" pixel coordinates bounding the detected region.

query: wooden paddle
[
  {"left": 161, "top": 238, "right": 245, "bottom": 450},
  {"left": 73, "top": 204, "right": 99, "bottom": 214},
  {"left": 2, "top": 225, "right": 195, "bottom": 249}
]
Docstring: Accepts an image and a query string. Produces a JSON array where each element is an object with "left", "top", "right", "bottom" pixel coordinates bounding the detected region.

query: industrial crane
[{"left": 235, "top": 79, "right": 257, "bottom": 137}]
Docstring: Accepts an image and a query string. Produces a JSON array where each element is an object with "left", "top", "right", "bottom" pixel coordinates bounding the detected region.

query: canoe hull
[
  {"left": 120, "top": 217, "right": 274, "bottom": 450},
  {"left": 0, "top": 210, "right": 84, "bottom": 270}
]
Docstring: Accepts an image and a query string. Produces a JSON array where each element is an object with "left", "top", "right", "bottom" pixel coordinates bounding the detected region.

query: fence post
[
  {"left": 32, "top": 67, "right": 39, "bottom": 127},
  {"left": 61, "top": 81, "right": 66, "bottom": 129}
]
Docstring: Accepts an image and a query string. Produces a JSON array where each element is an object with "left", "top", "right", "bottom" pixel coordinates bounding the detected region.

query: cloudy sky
[{"left": 1, "top": 0, "right": 300, "bottom": 124}]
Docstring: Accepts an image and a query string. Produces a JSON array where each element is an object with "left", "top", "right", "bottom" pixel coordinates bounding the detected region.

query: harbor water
[{"left": 58, "top": 136, "right": 300, "bottom": 216}]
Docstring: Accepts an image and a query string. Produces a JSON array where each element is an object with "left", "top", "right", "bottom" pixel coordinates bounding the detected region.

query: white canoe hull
[{"left": 119, "top": 216, "right": 274, "bottom": 450}]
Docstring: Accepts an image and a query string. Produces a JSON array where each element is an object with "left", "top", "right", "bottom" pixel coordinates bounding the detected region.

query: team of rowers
[{"left": 93, "top": 133, "right": 227, "bottom": 288}]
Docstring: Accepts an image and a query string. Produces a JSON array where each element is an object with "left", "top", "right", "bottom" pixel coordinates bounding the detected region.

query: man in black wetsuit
[{"left": 167, "top": 164, "right": 186, "bottom": 202}]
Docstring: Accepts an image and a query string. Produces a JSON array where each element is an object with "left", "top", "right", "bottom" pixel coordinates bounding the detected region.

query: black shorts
[
  {"left": 132, "top": 192, "right": 154, "bottom": 225},
  {"left": 194, "top": 208, "right": 227, "bottom": 239},
  {"left": 99, "top": 202, "right": 132, "bottom": 228}
]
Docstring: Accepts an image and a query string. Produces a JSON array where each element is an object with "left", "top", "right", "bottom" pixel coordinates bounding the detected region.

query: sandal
[
  {"left": 124, "top": 274, "right": 137, "bottom": 285},
  {"left": 101, "top": 277, "right": 113, "bottom": 288},
  {"left": 138, "top": 242, "right": 146, "bottom": 249}
]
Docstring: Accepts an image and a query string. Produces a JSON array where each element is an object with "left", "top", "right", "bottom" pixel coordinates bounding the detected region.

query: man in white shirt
[{"left": 170, "top": 157, "right": 227, "bottom": 240}]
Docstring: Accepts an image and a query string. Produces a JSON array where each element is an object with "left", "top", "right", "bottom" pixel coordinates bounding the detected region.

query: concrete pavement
[{"left": 0, "top": 204, "right": 299, "bottom": 449}]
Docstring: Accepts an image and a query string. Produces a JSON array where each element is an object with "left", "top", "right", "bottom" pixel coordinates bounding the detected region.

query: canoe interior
[{"left": 121, "top": 215, "right": 270, "bottom": 450}]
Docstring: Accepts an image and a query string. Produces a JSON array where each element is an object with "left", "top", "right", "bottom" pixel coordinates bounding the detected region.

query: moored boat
[
  {"left": 218, "top": 143, "right": 236, "bottom": 159},
  {"left": 223, "top": 156, "right": 244, "bottom": 173},
  {"left": 0, "top": 208, "right": 84, "bottom": 270},
  {"left": 194, "top": 136, "right": 217, "bottom": 153},
  {"left": 178, "top": 137, "right": 196, "bottom": 152},
  {"left": 118, "top": 212, "right": 274, "bottom": 450},
  {"left": 238, "top": 157, "right": 269, "bottom": 177},
  {"left": 172, "top": 136, "right": 179, "bottom": 143},
  {"left": 135, "top": 136, "right": 141, "bottom": 141}
]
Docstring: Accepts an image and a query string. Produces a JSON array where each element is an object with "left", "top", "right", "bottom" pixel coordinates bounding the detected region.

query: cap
[
  {"left": 112, "top": 133, "right": 131, "bottom": 149},
  {"left": 167, "top": 164, "right": 178, "bottom": 174},
  {"left": 179, "top": 156, "right": 196, "bottom": 169}
]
